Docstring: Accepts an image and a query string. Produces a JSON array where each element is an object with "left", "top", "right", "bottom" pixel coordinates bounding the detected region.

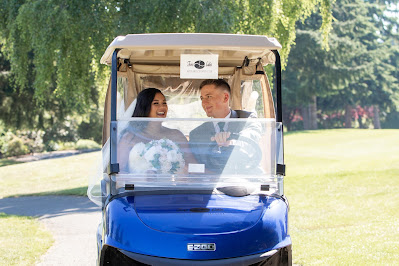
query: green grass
[
  {"left": 0, "top": 130, "right": 398, "bottom": 264},
  {"left": 285, "top": 129, "right": 399, "bottom": 265},
  {"left": 0, "top": 151, "right": 99, "bottom": 198},
  {"left": 0, "top": 213, "right": 53, "bottom": 265}
]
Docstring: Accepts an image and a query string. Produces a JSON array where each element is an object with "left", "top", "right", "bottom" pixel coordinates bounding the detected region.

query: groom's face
[{"left": 200, "top": 84, "right": 229, "bottom": 118}]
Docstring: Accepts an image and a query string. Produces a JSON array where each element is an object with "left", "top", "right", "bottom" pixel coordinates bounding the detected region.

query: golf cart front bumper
[{"left": 100, "top": 244, "right": 292, "bottom": 265}]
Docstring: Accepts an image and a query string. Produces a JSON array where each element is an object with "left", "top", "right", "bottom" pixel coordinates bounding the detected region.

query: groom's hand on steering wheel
[
  {"left": 210, "top": 132, "right": 233, "bottom": 147},
  {"left": 208, "top": 131, "right": 262, "bottom": 170}
]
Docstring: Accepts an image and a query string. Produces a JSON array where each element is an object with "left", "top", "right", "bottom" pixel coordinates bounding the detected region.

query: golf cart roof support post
[
  {"left": 108, "top": 49, "right": 120, "bottom": 175},
  {"left": 272, "top": 50, "right": 282, "bottom": 123},
  {"left": 272, "top": 50, "right": 285, "bottom": 177}
]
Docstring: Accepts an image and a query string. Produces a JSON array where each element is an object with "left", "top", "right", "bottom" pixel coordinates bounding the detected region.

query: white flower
[
  {"left": 167, "top": 150, "right": 178, "bottom": 162},
  {"left": 166, "top": 139, "right": 175, "bottom": 146},
  {"left": 129, "top": 156, "right": 151, "bottom": 173},
  {"left": 144, "top": 146, "right": 158, "bottom": 162},
  {"left": 160, "top": 160, "right": 172, "bottom": 173},
  {"left": 129, "top": 144, "right": 151, "bottom": 173}
]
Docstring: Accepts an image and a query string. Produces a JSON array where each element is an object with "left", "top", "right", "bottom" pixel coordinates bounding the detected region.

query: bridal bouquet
[{"left": 128, "top": 138, "right": 185, "bottom": 174}]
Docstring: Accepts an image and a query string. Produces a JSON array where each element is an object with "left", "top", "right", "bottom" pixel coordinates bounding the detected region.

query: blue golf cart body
[{"left": 88, "top": 33, "right": 291, "bottom": 265}]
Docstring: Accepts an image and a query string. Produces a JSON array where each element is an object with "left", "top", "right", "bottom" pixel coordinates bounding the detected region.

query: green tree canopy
[
  {"left": 0, "top": 0, "right": 335, "bottom": 128},
  {"left": 283, "top": 0, "right": 399, "bottom": 129}
]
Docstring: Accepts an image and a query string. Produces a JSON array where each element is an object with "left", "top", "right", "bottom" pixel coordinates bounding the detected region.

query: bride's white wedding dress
[{"left": 88, "top": 94, "right": 136, "bottom": 205}]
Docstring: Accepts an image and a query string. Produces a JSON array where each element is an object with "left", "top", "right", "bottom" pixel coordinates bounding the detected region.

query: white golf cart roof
[{"left": 100, "top": 33, "right": 282, "bottom": 66}]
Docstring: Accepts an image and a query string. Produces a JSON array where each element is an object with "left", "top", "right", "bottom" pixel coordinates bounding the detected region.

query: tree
[
  {"left": 283, "top": 0, "right": 399, "bottom": 130},
  {"left": 0, "top": 46, "right": 43, "bottom": 129},
  {"left": 330, "top": 0, "right": 399, "bottom": 129},
  {"left": 282, "top": 8, "right": 357, "bottom": 130},
  {"left": 0, "top": 0, "right": 335, "bottom": 129}
]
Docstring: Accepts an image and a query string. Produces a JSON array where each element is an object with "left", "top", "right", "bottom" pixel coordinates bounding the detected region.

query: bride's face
[{"left": 148, "top": 92, "right": 168, "bottom": 118}]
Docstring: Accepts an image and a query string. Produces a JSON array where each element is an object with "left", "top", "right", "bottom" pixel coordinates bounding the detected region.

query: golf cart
[{"left": 88, "top": 33, "right": 291, "bottom": 265}]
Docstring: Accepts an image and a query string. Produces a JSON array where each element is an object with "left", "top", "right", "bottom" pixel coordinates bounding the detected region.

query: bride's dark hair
[{"left": 132, "top": 88, "right": 163, "bottom": 117}]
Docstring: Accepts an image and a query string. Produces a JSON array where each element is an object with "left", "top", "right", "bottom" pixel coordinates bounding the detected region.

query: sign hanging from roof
[{"left": 180, "top": 54, "right": 218, "bottom": 79}]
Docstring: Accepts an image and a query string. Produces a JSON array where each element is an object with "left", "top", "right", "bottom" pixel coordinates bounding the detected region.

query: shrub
[
  {"left": 18, "top": 130, "right": 45, "bottom": 153},
  {"left": 0, "top": 128, "right": 5, "bottom": 158},
  {"left": 7, "top": 137, "right": 29, "bottom": 156},
  {"left": 57, "top": 142, "right": 76, "bottom": 151},
  {"left": 75, "top": 139, "right": 101, "bottom": 150},
  {"left": 44, "top": 140, "right": 59, "bottom": 152},
  {"left": 1, "top": 132, "right": 30, "bottom": 157},
  {"left": 43, "top": 117, "right": 79, "bottom": 151},
  {"left": 0, "top": 130, "right": 46, "bottom": 157},
  {"left": 77, "top": 109, "right": 103, "bottom": 143}
]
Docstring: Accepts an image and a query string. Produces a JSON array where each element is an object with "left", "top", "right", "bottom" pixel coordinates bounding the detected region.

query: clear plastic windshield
[
  {"left": 121, "top": 117, "right": 276, "bottom": 187},
  {"left": 88, "top": 118, "right": 280, "bottom": 206}
]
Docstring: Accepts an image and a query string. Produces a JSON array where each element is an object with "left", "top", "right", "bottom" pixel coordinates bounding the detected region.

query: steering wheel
[{"left": 207, "top": 133, "right": 263, "bottom": 171}]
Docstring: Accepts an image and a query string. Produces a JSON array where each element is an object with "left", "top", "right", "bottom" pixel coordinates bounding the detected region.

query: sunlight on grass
[
  {"left": 0, "top": 130, "right": 398, "bottom": 264},
  {"left": 0, "top": 213, "right": 53, "bottom": 265},
  {"left": 285, "top": 129, "right": 399, "bottom": 265},
  {"left": 0, "top": 151, "right": 100, "bottom": 198}
]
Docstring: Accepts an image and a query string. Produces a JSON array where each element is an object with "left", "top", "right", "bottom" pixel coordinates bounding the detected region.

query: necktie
[{"left": 217, "top": 122, "right": 225, "bottom": 132}]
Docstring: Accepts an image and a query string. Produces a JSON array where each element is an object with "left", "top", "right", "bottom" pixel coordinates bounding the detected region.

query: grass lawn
[
  {"left": 285, "top": 129, "right": 399, "bottom": 265},
  {"left": 0, "top": 151, "right": 100, "bottom": 198},
  {"left": 0, "top": 129, "right": 398, "bottom": 264},
  {"left": 0, "top": 213, "right": 53, "bottom": 265},
  {"left": 0, "top": 151, "right": 99, "bottom": 265}
]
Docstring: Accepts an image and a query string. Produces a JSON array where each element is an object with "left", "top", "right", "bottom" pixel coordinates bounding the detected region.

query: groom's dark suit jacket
[{"left": 189, "top": 110, "right": 261, "bottom": 170}]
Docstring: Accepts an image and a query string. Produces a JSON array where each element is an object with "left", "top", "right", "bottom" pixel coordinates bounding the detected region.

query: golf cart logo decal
[
  {"left": 180, "top": 54, "right": 218, "bottom": 79},
  {"left": 187, "top": 243, "right": 216, "bottom": 251}
]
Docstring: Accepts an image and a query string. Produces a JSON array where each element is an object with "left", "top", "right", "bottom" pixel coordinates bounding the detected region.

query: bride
[{"left": 118, "top": 88, "right": 196, "bottom": 173}]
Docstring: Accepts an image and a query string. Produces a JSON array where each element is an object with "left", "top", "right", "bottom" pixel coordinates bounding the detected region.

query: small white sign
[
  {"left": 180, "top": 54, "right": 218, "bottom": 79},
  {"left": 188, "top": 163, "right": 205, "bottom": 173}
]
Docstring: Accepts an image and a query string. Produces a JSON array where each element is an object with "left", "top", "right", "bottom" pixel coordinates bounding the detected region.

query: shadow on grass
[
  {"left": 0, "top": 159, "right": 23, "bottom": 167},
  {"left": 284, "top": 128, "right": 350, "bottom": 136},
  {"left": 8, "top": 186, "right": 88, "bottom": 198},
  {"left": 0, "top": 148, "right": 100, "bottom": 168},
  {"left": 284, "top": 130, "right": 315, "bottom": 136}
]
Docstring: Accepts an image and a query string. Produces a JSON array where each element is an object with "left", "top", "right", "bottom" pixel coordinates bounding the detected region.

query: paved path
[{"left": 0, "top": 196, "right": 101, "bottom": 266}]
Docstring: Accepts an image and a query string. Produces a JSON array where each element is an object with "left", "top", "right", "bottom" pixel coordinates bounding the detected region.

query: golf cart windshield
[
  {"left": 114, "top": 117, "right": 277, "bottom": 185},
  {"left": 88, "top": 118, "right": 281, "bottom": 205}
]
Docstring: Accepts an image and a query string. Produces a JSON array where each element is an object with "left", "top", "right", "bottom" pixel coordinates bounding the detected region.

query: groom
[{"left": 189, "top": 79, "right": 261, "bottom": 171}]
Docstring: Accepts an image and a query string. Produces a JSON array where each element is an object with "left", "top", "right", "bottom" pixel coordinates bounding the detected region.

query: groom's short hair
[{"left": 199, "top": 79, "right": 231, "bottom": 95}]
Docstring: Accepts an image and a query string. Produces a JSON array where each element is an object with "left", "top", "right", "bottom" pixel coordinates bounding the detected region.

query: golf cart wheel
[
  {"left": 100, "top": 245, "right": 148, "bottom": 265},
  {"left": 249, "top": 245, "right": 292, "bottom": 266}
]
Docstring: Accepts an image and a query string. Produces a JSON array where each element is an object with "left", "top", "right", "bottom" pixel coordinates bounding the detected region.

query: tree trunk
[
  {"left": 282, "top": 109, "right": 292, "bottom": 131},
  {"left": 309, "top": 95, "right": 318, "bottom": 130},
  {"left": 301, "top": 106, "right": 310, "bottom": 130},
  {"left": 302, "top": 96, "right": 318, "bottom": 130},
  {"left": 345, "top": 105, "right": 352, "bottom": 128},
  {"left": 373, "top": 105, "right": 381, "bottom": 129}
]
